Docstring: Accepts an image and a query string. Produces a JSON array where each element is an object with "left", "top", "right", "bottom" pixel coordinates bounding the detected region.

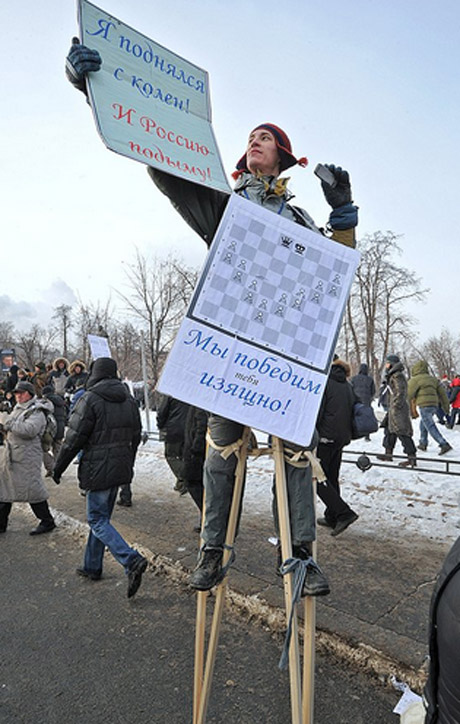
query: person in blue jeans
[
  {"left": 408, "top": 360, "right": 452, "bottom": 456},
  {"left": 53, "top": 358, "right": 147, "bottom": 598}
]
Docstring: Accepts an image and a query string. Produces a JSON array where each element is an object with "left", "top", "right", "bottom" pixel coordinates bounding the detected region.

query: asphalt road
[{"left": 0, "top": 508, "right": 400, "bottom": 724}]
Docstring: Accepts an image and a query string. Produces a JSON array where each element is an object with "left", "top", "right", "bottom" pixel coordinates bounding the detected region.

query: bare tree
[
  {"left": 16, "top": 324, "right": 59, "bottom": 370},
  {"left": 52, "top": 304, "right": 73, "bottom": 358},
  {"left": 118, "top": 250, "right": 199, "bottom": 385},
  {"left": 0, "top": 321, "right": 15, "bottom": 348},
  {"left": 73, "top": 299, "right": 113, "bottom": 363},
  {"left": 108, "top": 321, "right": 142, "bottom": 379},
  {"left": 421, "top": 328, "right": 460, "bottom": 378},
  {"left": 339, "top": 231, "right": 428, "bottom": 380}
]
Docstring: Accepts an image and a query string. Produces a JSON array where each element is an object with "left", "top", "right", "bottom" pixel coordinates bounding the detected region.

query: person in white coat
[{"left": 0, "top": 381, "right": 56, "bottom": 535}]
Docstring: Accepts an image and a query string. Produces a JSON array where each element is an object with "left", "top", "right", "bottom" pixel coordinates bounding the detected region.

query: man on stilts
[{"left": 66, "top": 43, "right": 359, "bottom": 598}]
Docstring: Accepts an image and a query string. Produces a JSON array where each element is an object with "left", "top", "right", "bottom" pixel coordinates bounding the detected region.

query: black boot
[
  {"left": 377, "top": 449, "right": 393, "bottom": 461},
  {"left": 292, "top": 544, "right": 330, "bottom": 597},
  {"left": 398, "top": 456, "right": 416, "bottom": 468},
  {"left": 190, "top": 547, "right": 224, "bottom": 590}
]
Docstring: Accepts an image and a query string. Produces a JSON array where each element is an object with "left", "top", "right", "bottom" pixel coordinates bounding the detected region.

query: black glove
[
  {"left": 65, "top": 37, "right": 102, "bottom": 93},
  {"left": 52, "top": 471, "right": 61, "bottom": 485},
  {"left": 320, "top": 164, "right": 352, "bottom": 208}
]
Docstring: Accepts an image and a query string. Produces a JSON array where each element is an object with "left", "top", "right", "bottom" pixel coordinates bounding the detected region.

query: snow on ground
[{"left": 136, "top": 412, "right": 460, "bottom": 547}]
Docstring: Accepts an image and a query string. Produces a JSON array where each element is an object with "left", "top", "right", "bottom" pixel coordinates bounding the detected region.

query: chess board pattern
[{"left": 189, "top": 199, "right": 354, "bottom": 370}]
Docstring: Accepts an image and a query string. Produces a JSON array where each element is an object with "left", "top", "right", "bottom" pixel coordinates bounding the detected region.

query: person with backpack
[{"left": 0, "top": 381, "right": 56, "bottom": 535}]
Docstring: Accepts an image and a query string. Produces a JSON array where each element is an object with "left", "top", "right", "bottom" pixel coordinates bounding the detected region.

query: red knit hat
[{"left": 233, "top": 123, "right": 308, "bottom": 179}]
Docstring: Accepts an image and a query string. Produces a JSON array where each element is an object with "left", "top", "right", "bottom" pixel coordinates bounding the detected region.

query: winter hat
[
  {"left": 86, "top": 357, "right": 118, "bottom": 388},
  {"left": 35, "top": 361, "right": 46, "bottom": 372},
  {"left": 13, "top": 381, "right": 35, "bottom": 396},
  {"left": 386, "top": 354, "right": 400, "bottom": 365},
  {"left": 42, "top": 385, "right": 54, "bottom": 396},
  {"left": 233, "top": 123, "right": 308, "bottom": 179}
]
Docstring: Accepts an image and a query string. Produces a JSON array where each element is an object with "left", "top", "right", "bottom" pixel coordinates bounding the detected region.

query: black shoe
[
  {"left": 417, "top": 444, "right": 427, "bottom": 451},
  {"left": 331, "top": 512, "right": 359, "bottom": 537},
  {"left": 317, "top": 517, "right": 333, "bottom": 528},
  {"left": 76, "top": 567, "right": 102, "bottom": 581},
  {"left": 190, "top": 548, "right": 224, "bottom": 590},
  {"left": 439, "top": 443, "right": 453, "bottom": 455},
  {"left": 127, "top": 556, "right": 148, "bottom": 598},
  {"left": 398, "top": 457, "right": 417, "bottom": 468},
  {"left": 117, "top": 499, "right": 132, "bottom": 507},
  {"left": 292, "top": 545, "right": 330, "bottom": 597},
  {"left": 376, "top": 451, "right": 393, "bottom": 461},
  {"left": 29, "top": 521, "right": 56, "bottom": 536}
]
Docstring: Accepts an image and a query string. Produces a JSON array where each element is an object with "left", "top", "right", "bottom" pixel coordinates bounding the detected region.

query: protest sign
[
  {"left": 77, "top": 0, "right": 230, "bottom": 193},
  {"left": 157, "top": 194, "right": 360, "bottom": 445},
  {"left": 88, "top": 334, "right": 111, "bottom": 359}
]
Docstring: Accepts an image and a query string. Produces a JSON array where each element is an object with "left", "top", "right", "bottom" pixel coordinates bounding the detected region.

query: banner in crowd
[{"left": 78, "top": 0, "right": 230, "bottom": 193}]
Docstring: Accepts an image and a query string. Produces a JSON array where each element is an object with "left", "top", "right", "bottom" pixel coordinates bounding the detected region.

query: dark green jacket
[{"left": 408, "top": 361, "right": 449, "bottom": 414}]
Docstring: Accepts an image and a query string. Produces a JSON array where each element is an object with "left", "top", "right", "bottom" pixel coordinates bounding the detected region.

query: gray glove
[
  {"left": 65, "top": 37, "right": 102, "bottom": 93},
  {"left": 320, "top": 164, "right": 352, "bottom": 209}
]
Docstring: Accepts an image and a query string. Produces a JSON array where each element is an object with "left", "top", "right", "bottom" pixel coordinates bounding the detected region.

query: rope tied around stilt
[
  {"left": 278, "top": 555, "right": 321, "bottom": 670},
  {"left": 206, "top": 432, "right": 246, "bottom": 461}
]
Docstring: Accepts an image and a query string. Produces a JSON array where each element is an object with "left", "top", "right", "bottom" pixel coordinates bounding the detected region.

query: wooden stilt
[
  {"left": 194, "top": 427, "right": 251, "bottom": 724},
  {"left": 302, "top": 476, "right": 318, "bottom": 724},
  {"left": 272, "top": 436, "right": 303, "bottom": 724},
  {"left": 193, "top": 591, "right": 207, "bottom": 723}
]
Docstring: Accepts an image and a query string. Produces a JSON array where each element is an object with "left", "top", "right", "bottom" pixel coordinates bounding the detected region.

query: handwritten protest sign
[
  {"left": 88, "top": 334, "right": 111, "bottom": 359},
  {"left": 78, "top": 0, "right": 230, "bottom": 193},
  {"left": 157, "top": 194, "right": 360, "bottom": 446}
]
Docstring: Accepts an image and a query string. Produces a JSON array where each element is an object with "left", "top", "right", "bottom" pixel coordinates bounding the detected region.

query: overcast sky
[{"left": 1, "top": 0, "right": 459, "bottom": 344}]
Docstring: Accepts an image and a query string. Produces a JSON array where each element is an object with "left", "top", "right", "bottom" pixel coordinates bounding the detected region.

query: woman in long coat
[{"left": 0, "top": 381, "right": 56, "bottom": 534}]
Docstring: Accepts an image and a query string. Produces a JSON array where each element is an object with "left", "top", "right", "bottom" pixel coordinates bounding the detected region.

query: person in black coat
[
  {"left": 53, "top": 358, "right": 147, "bottom": 598},
  {"left": 316, "top": 358, "right": 359, "bottom": 536},
  {"left": 350, "top": 363, "right": 376, "bottom": 441},
  {"left": 156, "top": 395, "right": 208, "bottom": 513},
  {"left": 424, "top": 535, "right": 460, "bottom": 723},
  {"left": 41, "top": 385, "right": 68, "bottom": 476}
]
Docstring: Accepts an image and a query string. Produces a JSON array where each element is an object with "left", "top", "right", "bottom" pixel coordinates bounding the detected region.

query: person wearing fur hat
[
  {"left": 65, "top": 360, "right": 88, "bottom": 394},
  {"left": 47, "top": 357, "right": 70, "bottom": 396},
  {"left": 0, "top": 381, "right": 56, "bottom": 535},
  {"left": 66, "top": 46, "right": 359, "bottom": 593},
  {"left": 377, "top": 355, "right": 417, "bottom": 467}
]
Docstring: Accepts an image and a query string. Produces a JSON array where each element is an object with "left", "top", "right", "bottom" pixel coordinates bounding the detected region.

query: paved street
[{"left": 0, "top": 506, "right": 400, "bottom": 724}]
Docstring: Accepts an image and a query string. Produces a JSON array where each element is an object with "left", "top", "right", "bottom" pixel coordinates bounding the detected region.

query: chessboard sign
[
  {"left": 157, "top": 194, "right": 360, "bottom": 445},
  {"left": 77, "top": 0, "right": 231, "bottom": 194}
]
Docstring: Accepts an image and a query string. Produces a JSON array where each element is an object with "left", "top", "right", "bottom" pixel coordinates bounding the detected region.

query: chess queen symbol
[
  {"left": 280, "top": 235, "right": 293, "bottom": 249},
  {"left": 294, "top": 243, "right": 306, "bottom": 255}
]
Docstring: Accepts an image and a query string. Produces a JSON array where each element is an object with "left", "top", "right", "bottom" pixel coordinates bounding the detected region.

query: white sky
[{"left": 1, "top": 0, "right": 459, "bottom": 342}]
